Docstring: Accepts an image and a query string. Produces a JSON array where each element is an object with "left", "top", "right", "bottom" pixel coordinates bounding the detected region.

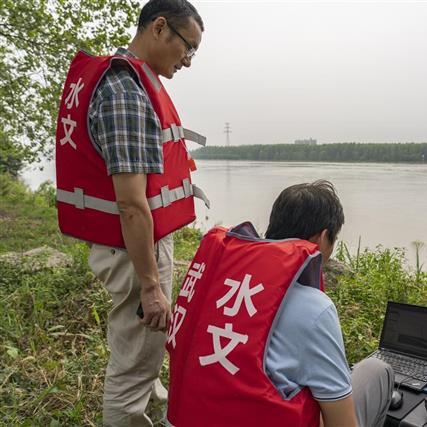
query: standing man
[{"left": 55, "top": 1, "right": 206, "bottom": 425}]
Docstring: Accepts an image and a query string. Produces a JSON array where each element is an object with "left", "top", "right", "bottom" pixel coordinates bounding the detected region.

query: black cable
[{"left": 395, "top": 374, "right": 413, "bottom": 393}]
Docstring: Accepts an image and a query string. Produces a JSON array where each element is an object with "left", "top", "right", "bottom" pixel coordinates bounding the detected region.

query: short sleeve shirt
[
  {"left": 266, "top": 282, "right": 352, "bottom": 402},
  {"left": 88, "top": 48, "right": 163, "bottom": 176}
]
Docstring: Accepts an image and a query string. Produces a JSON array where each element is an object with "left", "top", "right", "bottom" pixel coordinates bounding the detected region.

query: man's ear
[
  {"left": 308, "top": 229, "right": 328, "bottom": 246},
  {"left": 152, "top": 16, "right": 167, "bottom": 39},
  {"left": 319, "top": 229, "right": 329, "bottom": 247}
]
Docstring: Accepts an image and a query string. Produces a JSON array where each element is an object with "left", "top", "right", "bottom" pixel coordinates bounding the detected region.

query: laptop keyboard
[{"left": 373, "top": 350, "right": 427, "bottom": 382}]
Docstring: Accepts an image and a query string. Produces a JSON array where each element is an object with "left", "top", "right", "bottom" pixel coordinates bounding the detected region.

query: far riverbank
[{"left": 192, "top": 142, "right": 427, "bottom": 163}]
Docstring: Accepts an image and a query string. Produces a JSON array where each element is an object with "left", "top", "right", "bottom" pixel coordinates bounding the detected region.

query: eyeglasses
[{"left": 166, "top": 20, "right": 196, "bottom": 60}]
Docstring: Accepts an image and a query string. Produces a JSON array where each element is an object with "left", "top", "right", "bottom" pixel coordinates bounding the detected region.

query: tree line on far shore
[{"left": 192, "top": 143, "right": 427, "bottom": 163}]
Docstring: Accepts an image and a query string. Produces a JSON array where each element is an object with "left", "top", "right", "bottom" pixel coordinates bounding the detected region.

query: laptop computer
[{"left": 370, "top": 301, "right": 427, "bottom": 392}]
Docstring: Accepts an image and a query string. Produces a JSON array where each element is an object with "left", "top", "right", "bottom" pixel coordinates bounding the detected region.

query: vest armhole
[
  {"left": 296, "top": 253, "right": 322, "bottom": 289},
  {"left": 110, "top": 57, "right": 141, "bottom": 82}
]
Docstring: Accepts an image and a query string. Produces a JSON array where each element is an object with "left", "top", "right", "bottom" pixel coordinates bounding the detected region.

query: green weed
[{"left": 330, "top": 243, "right": 427, "bottom": 363}]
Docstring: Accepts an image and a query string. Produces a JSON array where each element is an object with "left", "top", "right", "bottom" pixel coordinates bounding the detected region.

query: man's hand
[{"left": 140, "top": 285, "right": 172, "bottom": 332}]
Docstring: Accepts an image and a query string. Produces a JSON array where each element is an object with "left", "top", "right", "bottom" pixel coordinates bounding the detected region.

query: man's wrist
[{"left": 140, "top": 279, "right": 161, "bottom": 293}]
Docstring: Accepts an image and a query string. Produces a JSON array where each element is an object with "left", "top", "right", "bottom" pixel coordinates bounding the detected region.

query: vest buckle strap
[
  {"left": 162, "top": 124, "right": 184, "bottom": 144},
  {"left": 147, "top": 182, "right": 209, "bottom": 211},
  {"left": 57, "top": 183, "right": 209, "bottom": 214},
  {"left": 161, "top": 126, "right": 206, "bottom": 146},
  {"left": 74, "top": 187, "right": 85, "bottom": 209},
  {"left": 56, "top": 188, "right": 120, "bottom": 215},
  {"left": 192, "top": 184, "right": 210, "bottom": 209},
  {"left": 170, "top": 123, "right": 181, "bottom": 142},
  {"left": 182, "top": 178, "right": 192, "bottom": 198},
  {"left": 160, "top": 186, "right": 171, "bottom": 207},
  {"left": 148, "top": 185, "right": 183, "bottom": 210},
  {"left": 56, "top": 187, "right": 85, "bottom": 209},
  {"left": 183, "top": 128, "right": 207, "bottom": 146}
]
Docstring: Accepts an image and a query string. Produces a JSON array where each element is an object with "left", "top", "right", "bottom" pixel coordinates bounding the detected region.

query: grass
[
  {"left": 0, "top": 173, "right": 200, "bottom": 426},
  {"left": 332, "top": 241, "right": 427, "bottom": 364},
  {"left": 0, "top": 173, "right": 426, "bottom": 425},
  {"left": 0, "top": 175, "right": 68, "bottom": 252},
  {"left": 0, "top": 239, "right": 110, "bottom": 426}
]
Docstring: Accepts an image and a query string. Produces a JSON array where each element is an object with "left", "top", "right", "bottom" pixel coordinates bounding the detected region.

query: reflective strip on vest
[
  {"left": 162, "top": 125, "right": 207, "bottom": 146},
  {"left": 57, "top": 181, "right": 210, "bottom": 214},
  {"left": 57, "top": 188, "right": 120, "bottom": 214},
  {"left": 148, "top": 180, "right": 210, "bottom": 210},
  {"left": 141, "top": 63, "right": 161, "bottom": 93}
]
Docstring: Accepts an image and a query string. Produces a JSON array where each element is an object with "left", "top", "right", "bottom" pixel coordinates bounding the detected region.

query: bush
[{"left": 329, "top": 243, "right": 427, "bottom": 363}]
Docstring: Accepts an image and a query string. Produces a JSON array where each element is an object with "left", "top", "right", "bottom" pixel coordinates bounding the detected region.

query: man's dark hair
[
  {"left": 138, "top": 0, "right": 204, "bottom": 32},
  {"left": 265, "top": 180, "right": 344, "bottom": 243}
]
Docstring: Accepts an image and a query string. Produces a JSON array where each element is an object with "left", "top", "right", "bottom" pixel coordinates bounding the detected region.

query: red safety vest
[
  {"left": 166, "top": 222, "right": 323, "bottom": 427},
  {"left": 56, "top": 50, "right": 208, "bottom": 247}
]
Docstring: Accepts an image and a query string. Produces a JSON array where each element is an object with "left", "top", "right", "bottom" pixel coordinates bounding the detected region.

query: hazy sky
[
  {"left": 23, "top": 1, "right": 427, "bottom": 187},
  {"left": 154, "top": 1, "right": 427, "bottom": 148}
]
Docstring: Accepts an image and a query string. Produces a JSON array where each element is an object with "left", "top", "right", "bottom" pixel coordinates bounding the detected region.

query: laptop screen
[{"left": 380, "top": 301, "right": 427, "bottom": 360}]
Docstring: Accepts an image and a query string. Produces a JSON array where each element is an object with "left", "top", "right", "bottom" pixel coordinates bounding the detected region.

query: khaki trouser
[{"left": 88, "top": 235, "right": 174, "bottom": 427}]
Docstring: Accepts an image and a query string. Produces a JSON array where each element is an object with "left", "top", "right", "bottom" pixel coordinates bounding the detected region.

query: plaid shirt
[{"left": 88, "top": 48, "right": 163, "bottom": 175}]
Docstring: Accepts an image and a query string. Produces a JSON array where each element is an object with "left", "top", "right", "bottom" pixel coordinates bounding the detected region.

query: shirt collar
[{"left": 115, "top": 47, "right": 138, "bottom": 58}]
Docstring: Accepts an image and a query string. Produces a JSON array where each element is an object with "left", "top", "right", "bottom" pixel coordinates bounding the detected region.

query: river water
[
  {"left": 23, "top": 160, "right": 427, "bottom": 266},
  {"left": 191, "top": 160, "right": 427, "bottom": 267}
]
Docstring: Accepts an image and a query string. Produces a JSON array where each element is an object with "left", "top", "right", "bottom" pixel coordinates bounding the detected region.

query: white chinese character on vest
[
  {"left": 64, "top": 77, "right": 84, "bottom": 110},
  {"left": 167, "top": 304, "right": 187, "bottom": 349},
  {"left": 216, "top": 273, "right": 264, "bottom": 317},
  {"left": 179, "top": 262, "right": 205, "bottom": 302},
  {"left": 60, "top": 114, "right": 77, "bottom": 150},
  {"left": 199, "top": 323, "right": 248, "bottom": 375}
]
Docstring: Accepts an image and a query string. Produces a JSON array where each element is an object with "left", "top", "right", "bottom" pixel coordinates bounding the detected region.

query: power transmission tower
[{"left": 224, "top": 122, "right": 232, "bottom": 146}]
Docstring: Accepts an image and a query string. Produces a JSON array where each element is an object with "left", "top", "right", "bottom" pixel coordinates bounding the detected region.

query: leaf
[
  {"left": 0, "top": 0, "right": 139, "bottom": 173},
  {"left": 92, "top": 304, "right": 101, "bottom": 326},
  {"left": 48, "top": 324, "right": 65, "bottom": 332},
  {"left": 32, "top": 384, "right": 60, "bottom": 407},
  {"left": 6, "top": 345, "right": 19, "bottom": 359}
]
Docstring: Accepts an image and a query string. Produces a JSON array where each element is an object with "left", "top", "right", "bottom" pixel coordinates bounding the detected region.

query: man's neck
[{"left": 127, "top": 34, "right": 149, "bottom": 62}]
